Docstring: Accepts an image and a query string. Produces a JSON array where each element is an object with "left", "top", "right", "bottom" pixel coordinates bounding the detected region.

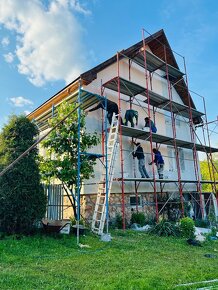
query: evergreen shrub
[
  {"left": 180, "top": 217, "right": 195, "bottom": 238},
  {"left": 130, "top": 212, "right": 146, "bottom": 226},
  {"left": 110, "top": 213, "right": 124, "bottom": 229},
  {"left": 0, "top": 116, "right": 47, "bottom": 234}
]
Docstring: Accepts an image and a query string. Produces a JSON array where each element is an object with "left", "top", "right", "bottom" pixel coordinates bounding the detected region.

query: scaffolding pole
[
  {"left": 76, "top": 82, "right": 82, "bottom": 245},
  {"left": 202, "top": 96, "right": 218, "bottom": 207},
  {"left": 117, "top": 52, "right": 126, "bottom": 230},
  {"left": 183, "top": 57, "right": 205, "bottom": 219},
  {"left": 104, "top": 93, "right": 109, "bottom": 234},
  {"left": 142, "top": 29, "right": 159, "bottom": 221},
  {"left": 163, "top": 44, "right": 184, "bottom": 217}
]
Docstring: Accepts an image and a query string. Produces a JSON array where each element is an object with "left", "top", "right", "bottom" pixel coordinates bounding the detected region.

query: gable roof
[
  {"left": 28, "top": 29, "right": 198, "bottom": 122},
  {"left": 81, "top": 29, "right": 195, "bottom": 109}
]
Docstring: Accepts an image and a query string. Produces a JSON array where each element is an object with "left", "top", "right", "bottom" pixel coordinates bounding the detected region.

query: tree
[
  {"left": 0, "top": 115, "right": 46, "bottom": 234},
  {"left": 200, "top": 159, "right": 218, "bottom": 192},
  {"left": 40, "top": 101, "right": 99, "bottom": 217}
]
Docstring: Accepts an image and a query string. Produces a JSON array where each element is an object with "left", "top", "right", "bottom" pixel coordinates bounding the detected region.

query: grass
[{"left": 0, "top": 230, "right": 217, "bottom": 289}]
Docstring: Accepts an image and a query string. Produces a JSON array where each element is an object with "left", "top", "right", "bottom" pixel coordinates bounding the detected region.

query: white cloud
[
  {"left": 1, "top": 36, "right": 9, "bottom": 47},
  {"left": 4, "top": 52, "right": 14, "bottom": 63},
  {"left": 70, "top": 0, "right": 91, "bottom": 15},
  {"left": 10, "top": 96, "right": 33, "bottom": 107},
  {"left": 23, "top": 110, "right": 31, "bottom": 116},
  {"left": 0, "top": 0, "right": 91, "bottom": 86}
]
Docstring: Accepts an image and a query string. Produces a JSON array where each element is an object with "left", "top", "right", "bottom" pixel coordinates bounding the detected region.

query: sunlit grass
[{"left": 0, "top": 230, "right": 217, "bottom": 289}]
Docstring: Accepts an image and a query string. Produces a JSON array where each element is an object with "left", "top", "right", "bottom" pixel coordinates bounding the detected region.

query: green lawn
[{"left": 0, "top": 230, "right": 217, "bottom": 290}]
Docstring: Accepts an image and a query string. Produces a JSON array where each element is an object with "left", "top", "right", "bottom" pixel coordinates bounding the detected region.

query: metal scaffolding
[{"left": 101, "top": 28, "right": 218, "bottom": 228}]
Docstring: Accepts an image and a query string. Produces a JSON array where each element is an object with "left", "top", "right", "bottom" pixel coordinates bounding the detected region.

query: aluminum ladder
[{"left": 91, "top": 114, "right": 119, "bottom": 235}]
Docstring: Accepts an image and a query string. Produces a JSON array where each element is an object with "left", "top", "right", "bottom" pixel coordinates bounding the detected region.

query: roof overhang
[
  {"left": 81, "top": 29, "right": 196, "bottom": 110},
  {"left": 28, "top": 29, "right": 200, "bottom": 122}
]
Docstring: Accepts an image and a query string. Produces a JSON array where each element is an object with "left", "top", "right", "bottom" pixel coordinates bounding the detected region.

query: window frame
[{"left": 130, "top": 195, "right": 142, "bottom": 207}]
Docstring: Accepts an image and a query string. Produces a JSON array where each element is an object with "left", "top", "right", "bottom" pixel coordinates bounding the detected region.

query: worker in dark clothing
[
  {"left": 88, "top": 99, "right": 122, "bottom": 125},
  {"left": 149, "top": 148, "right": 164, "bottom": 179},
  {"left": 124, "top": 109, "right": 138, "bottom": 127},
  {"left": 132, "top": 142, "right": 150, "bottom": 178},
  {"left": 144, "top": 117, "right": 157, "bottom": 133}
]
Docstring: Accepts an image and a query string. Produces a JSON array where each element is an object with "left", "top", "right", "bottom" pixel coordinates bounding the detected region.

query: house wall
[
  {"left": 83, "top": 51, "right": 198, "bottom": 196},
  {"left": 35, "top": 47, "right": 203, "bottom": 221}
]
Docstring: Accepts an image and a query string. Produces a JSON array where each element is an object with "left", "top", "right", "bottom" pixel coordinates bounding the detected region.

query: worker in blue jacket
[
  {"left": 144, "top": 117, "right": 157, "bottom": 133},
  {"left": 149, "top": 148, "right": 164, "bottom": 179}
]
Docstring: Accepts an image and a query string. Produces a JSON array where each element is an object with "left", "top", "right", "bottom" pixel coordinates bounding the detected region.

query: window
[
  {"left": 165, "top": 113, "right": 181, "bottom": 127},
  {"left": 167, "top": 146, "right": 176, "bottom": 171},
  {"left": 167, "top": 146, "right": 185, "bottom": 172},
  {"left": 178, "top": 148, "right": 185, "bottom": 171},
  {"left": 175, "top": 116, "right": 181, "bottom": 127},
  {"left": 130, "top": 195, "right": 142, "bottom": 207},
  {"left": 164, "top": 112, "right": 171, "bottom": 125}
]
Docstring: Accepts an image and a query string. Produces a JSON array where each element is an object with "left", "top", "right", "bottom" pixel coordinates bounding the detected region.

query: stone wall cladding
[{"left": 83, "top": 192, "right": 156, "bottom": 224}]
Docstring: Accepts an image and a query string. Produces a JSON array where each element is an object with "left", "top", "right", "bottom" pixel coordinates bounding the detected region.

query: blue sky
[{"left": 0, "top": 0, "right": 217, "bottom": 149}]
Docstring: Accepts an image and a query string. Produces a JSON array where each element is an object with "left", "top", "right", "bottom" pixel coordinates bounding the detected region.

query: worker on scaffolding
[
  {"left": 87, "top": 98, "right": 123, "bottom": 125},
  {"left": 144, "top": 117, "right": 157, "bottom": 133},
  {"left": 132, "top": 141, "right": 150, "bottom": 178},
  {"left": 149, "top": 148, "right": 164, "bottom": 179},
  {"left": 124, "top": 109, "right": 138, "bottom": 127}
]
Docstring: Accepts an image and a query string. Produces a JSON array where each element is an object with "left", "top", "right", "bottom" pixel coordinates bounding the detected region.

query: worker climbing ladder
[{"left": 91, "top": 114, "right": 119, "bottom": 235}]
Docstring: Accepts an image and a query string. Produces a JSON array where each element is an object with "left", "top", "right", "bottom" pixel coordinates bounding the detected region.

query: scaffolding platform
[
  {"left": 120, "top": 125, "right": 218, "bottom": 153},
  {"left": 103, "top": 76, "right": 204, "bottom": 120},
  {"left": 114, "top": 177, "right": 218, "bottom": 184},
  {"left": 129, "top": 49, "right": 184, "bottom": 80},
  {"left": 35, "top": 89, "right": 105, "bottom": 131}
]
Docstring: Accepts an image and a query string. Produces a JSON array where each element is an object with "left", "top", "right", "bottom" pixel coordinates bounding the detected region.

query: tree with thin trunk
[{"left": 40, "top": 101, "right": 100, "bottom": 218}]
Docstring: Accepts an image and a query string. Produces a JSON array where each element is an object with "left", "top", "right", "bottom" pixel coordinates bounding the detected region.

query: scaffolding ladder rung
[
  {"left": 91, "top": 112, "right": 119, "bottom": 235},
  {"left": 96, "top": 203, "right": 105, "bottom": 207}
]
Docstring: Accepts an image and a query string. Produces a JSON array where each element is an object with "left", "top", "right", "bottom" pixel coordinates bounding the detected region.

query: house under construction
[{"left": 28, "top": 29, "right": 218, "bottom": 235}]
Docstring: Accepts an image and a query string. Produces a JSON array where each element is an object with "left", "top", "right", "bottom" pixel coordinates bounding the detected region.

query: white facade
[{"left": 82, "top": 50, "right": 199, "bottom": 195}]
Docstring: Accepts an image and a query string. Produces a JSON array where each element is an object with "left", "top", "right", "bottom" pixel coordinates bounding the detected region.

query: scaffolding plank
[
  {"left": 115, "top": 177, "right": 218, "bottom": 184},
  {"left": 103, "top": 77, "right": 204, "bottom": 119},
  {"left": 115, "top": 177, "right": 173, "bottom": 183},
  {"left": 120, "top": 125, "right": 218, "bottom": 153},
  {"left": 36, "top": 89, "right": 104, "bottom": 130},
  {"left": 131, "top": 49, "right": 184, "bottom": 80},
  {"left": 103, "top": 77, "right": 147, "bottom": 97},
  {"left": 144, "top": 91, "right": 204, "bottom": 119},
  {"left": 195, "top": 143, "right": 218, "bottom": 153},
  {"left": 201, "top": 180, "right": 218, "bottom": 184},
  {"left": 79, "top": 90, "right": 104, "bottom": 110}
]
